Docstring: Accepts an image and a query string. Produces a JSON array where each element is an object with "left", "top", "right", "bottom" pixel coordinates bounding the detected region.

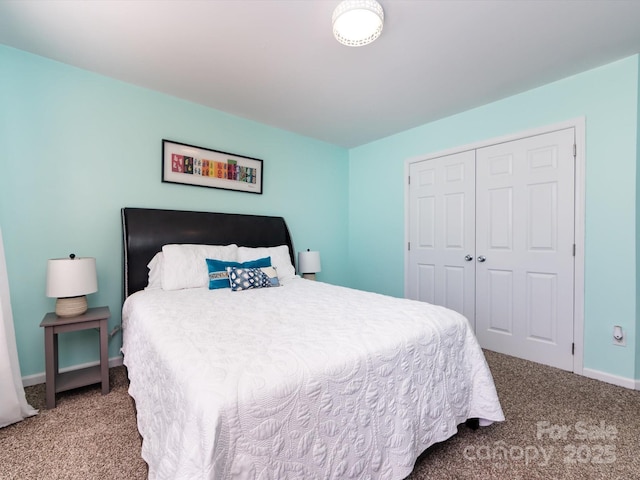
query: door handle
[
  {"left": 477, "top": 255, "right": 486, "bottom": 263},
  {"left": 464, "top": 254, "right": 473, "bottom": 261}
]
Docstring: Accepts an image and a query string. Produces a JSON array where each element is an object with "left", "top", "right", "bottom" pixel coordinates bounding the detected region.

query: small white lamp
[
  {"left": 46, "top": 254, "right": 98, "bottom": 317},
  {"left": 298, "top": 249, "right": 322, "bottom": 280}
]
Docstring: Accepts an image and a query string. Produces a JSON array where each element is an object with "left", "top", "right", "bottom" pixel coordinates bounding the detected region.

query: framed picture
[{"left": 162, "top": 139, "right": 263, "bottom": 194}]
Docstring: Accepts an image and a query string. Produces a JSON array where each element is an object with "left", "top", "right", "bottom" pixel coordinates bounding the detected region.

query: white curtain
[{"left": 0, "top": 227, "right": 37, "bottom": 427}]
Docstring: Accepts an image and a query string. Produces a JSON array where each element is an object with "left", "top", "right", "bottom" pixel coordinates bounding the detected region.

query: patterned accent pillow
[
  {"left": 227, "top": 266, "right": 280, "bottom": 291},
  {"left": 206, "top": 257, "right": 271, "bottom": 289}
]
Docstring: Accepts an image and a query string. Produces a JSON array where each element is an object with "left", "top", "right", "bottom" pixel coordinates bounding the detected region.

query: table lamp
[
  {"left": 46, "top": 254, "right": 98, "bottom": 317},
  {"left": 298, "top": 249, "right": 321, "bottom": 280}
]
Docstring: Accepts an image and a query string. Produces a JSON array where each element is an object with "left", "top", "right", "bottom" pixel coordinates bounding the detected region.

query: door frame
[{"left": 404, "top": 118, "right": 585, "bottom": 374}]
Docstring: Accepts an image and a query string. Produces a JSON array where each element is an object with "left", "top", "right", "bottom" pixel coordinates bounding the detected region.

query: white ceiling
[{"left": 1, "top": 0, "right": 640, "bottom": 148}]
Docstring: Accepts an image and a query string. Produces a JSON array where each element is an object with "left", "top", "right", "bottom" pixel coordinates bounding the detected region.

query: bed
[{"left": 121, "top": 207, "right": 504, "bottom": 480}]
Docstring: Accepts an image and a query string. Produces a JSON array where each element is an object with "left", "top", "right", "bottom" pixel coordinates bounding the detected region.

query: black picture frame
[{"left": 162, "top": 139, "right": 263, "bottom": 194}]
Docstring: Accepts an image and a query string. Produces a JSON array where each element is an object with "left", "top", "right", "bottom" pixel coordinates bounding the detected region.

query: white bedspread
[{"left": 122, "top": 278, "right": 504, "bottom": 480}]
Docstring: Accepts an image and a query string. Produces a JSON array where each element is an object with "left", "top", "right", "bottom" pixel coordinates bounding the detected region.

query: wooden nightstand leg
[
  {"left": 99, "top": 319, "right": 109, "bottom": 395},
  {"left": 44, "top": 327, "right": 56, "bottom": 409}
]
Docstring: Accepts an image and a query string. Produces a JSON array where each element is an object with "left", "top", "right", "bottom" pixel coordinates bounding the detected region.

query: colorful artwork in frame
[{"left": 162, "top": 139, "right": 263, "bottom": 194}]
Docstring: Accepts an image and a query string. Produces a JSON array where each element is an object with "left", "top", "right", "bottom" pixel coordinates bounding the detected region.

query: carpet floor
[{"left": 1, "top": 350, "right": 639, "bottom": 479}]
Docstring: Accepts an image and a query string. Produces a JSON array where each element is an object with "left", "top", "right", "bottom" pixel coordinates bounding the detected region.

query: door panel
[
  {"left": 526, "top": 272, "right": 556, "bottom": 341},
  {"left": 445, "top": 193, "right": 465, "bottom": 248},
  {"left": 528, "top": 183, "right": 556, "bottom": 250},
  {"left": 408, "top": 150, "right": 476, "bottom": 325},
  {"left": 417, "top": 196, "right": 436, "bottom": 248},
  {"left": 444, "top": 265, "right": 465, "bottom": 314},
  {"left": 487, "top": 269, "right": 513, "bottom": 334},
  {"left": 417, "top": 264, "right": 435, "bottom": 304},
  {"left": 475, "top": 128, "right": 575, "bottom": 371},
  {"left": 488, "top": 187, "right": 513, "bottom": 249}
]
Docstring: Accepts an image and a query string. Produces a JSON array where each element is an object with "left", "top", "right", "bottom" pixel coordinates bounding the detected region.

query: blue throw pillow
[{"left": 206, "top": 256, "right": 271, "bottom": 289}]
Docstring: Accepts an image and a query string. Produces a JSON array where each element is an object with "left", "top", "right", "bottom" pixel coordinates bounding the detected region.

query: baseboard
[
  {"left": 22, "top": 355, "right": 124, "bottom": 388},
  {"left": 582, "top": 367, "right": 637, "bottom": 390}
]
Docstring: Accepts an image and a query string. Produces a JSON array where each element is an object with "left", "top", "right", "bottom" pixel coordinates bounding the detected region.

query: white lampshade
[
  {"left": 298, "top": 250, "right": 322, "bottom": 275},
  {"left": 46, "top": 255, "right": 97, "bottom": 317},
  {"left": 332, "top": 0, "right": 384, "bottom": 47}
]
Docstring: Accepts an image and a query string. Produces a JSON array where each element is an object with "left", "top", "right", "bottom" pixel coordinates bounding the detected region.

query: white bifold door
[
  {"left": 407, "top": 150, "right": 476, "bottom": 321},
  {"left": 408, "top": 128, "right": 575, "bottom": 371}
]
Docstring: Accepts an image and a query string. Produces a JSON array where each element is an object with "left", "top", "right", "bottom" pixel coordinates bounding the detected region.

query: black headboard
[{"left": 122, "top": 207, "right": 295, "bottom": 298}]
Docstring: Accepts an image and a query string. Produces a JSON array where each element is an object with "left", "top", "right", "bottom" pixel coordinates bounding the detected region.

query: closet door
[
  {"left": 407, "top": 150, "right": 476, "bottom": 325},
  {"left": 474, "top": 128, "right": 575, "bottom": 371}
]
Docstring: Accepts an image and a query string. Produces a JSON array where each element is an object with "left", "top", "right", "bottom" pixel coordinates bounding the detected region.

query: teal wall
[
  {"left": 0, "top": 45, "right": 349, "bottom": 377},
  {"left": 3, "top": 43, "right": 640, "bottom": 383},
  {"left": 349, "top": 56, "right": 639, "bottom": 380}
]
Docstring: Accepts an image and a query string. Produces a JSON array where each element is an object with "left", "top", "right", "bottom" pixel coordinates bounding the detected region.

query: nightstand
[{"left": 39, "top": 306, "right": 111, "bottom": 408}]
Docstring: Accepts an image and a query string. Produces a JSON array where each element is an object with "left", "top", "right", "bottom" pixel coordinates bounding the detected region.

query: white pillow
[
  {"left": 161, "top": 244, "right": 239, "bottom": 290},
  {"left": 145, "top": 252, "right": 164, "bottom": 290},
  {"left": 237, "top": 245, "right": 296, "bottom": 282}
]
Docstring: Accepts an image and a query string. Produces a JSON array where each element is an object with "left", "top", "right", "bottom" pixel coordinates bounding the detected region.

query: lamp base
[
  {"left": 55, "top": 295, "right": 88, "bottom": 317},
  {"left": 301, "top": 273, "right": 317, "bottom": 281}
]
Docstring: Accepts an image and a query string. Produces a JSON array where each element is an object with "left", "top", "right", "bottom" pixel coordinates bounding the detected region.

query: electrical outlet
[{"left": 613, "top": 325, "right": 625, "bottom": 346}]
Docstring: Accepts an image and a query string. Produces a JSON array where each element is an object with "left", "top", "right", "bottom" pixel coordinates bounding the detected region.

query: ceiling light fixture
[{"left": 332, "top": 0, "right": 384, "bottom": 47}]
